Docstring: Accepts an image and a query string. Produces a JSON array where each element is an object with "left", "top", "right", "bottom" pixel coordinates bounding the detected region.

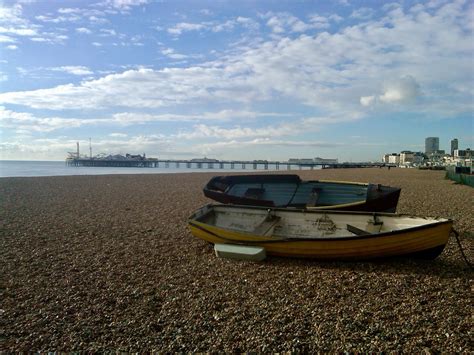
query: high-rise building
[
  {"left": 451, "top": 138, "right": 458, "bottom": 156},
  {"left": 425, "top": 137, "right": 439, "bottom": 154}
]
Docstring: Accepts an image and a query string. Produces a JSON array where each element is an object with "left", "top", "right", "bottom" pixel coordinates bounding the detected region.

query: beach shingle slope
[{"left": 1, "top": 168, "right": 472, "bottom": 352}]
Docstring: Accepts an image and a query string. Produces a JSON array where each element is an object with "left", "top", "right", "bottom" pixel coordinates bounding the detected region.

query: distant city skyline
[{"left": 0, "top": 0, "right": 473, "bottom": 161}]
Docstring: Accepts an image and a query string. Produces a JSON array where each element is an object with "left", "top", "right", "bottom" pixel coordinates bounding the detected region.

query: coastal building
[
  {"left": 288, "top": 158, "right": 314, "bottom": 164},
  {"left": 400, "top": 151, "right": 414, "bottom": 166},
  {"left": 451, "top": 138, "right": 458, "bottom": 156},
  {"left": 314, "top": 157, "right": 338, "bottom": 164},
  {"left": 454, "top": 148, "right": 472, "bottom": 158},
  {"left": 387, "top": 154, "right": 400, "bottom": 165},
  {"left": 425, "top": 137, "right": 439, "bottom": 155},
  {"left": 382, "top": 153, "right": 397, "bottom": 164}
]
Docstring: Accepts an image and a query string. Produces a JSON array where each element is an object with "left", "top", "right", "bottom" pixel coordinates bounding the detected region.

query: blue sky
[{"left": 0, "top": 0, "right": 472, "bottom": 161}]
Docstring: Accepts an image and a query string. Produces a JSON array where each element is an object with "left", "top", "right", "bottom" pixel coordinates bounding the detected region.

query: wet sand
[{"left": 1, "top": 168, "right": 472, "bottom": 352}]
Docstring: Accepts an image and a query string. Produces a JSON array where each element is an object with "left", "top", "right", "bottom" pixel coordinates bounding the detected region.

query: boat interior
[
  {"left": 194, "top": 205, "right": 443, "bottom": 240},
  {"left": 225, "top": 181, "right": 369, "bottom": 207}
]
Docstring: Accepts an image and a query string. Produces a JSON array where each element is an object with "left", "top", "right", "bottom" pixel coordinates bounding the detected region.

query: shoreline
[{"left": 1, "top": 168, "right": 472, "bottom": 352}]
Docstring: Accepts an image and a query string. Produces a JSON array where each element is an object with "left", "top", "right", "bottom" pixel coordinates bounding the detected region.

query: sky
[{"left": 0, "top": 0, "right": 473, "bottom": 162}]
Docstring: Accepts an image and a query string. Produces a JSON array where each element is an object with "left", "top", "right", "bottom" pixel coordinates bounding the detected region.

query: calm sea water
[{"left": 0, "top": 160, "right": 310, "bottom": 178}]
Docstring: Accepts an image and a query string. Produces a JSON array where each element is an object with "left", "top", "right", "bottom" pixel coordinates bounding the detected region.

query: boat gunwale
[{"left": 188, "top": 205, "right": 452, "bottom": 243}]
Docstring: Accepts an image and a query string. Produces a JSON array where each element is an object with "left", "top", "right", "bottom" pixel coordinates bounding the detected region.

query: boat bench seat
[
  {"left": 253, "top": 215, "right": 281, "bottom": 236},
  {"left": 347, "top": 224, "right": 372, "bottom": 236}
]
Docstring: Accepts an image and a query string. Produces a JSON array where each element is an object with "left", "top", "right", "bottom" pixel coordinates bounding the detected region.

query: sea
[{"left": 0, "top": 160, "right": 310, "bottom": 178}]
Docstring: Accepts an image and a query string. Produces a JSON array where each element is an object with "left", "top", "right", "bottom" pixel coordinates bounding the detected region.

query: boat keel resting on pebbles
[
  {"left": 203, "top": 174, "right": 401, "bottom": 212},
  {"left": 188, "top": 205, "right": 453, "bottom": 261}
]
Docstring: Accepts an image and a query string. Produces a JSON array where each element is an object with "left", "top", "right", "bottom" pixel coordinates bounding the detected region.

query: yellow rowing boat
[{"left": 188, "top": 204, "right": 452, "bottom": 260}]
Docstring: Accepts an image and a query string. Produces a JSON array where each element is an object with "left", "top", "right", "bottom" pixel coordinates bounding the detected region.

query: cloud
[
  {"left": 0, "top": 34, "right": 15, "bottom": 42},
  {"left": 0, "top": 1, "right": 472, "bottom": 120},
  {"left": 167, "top": 22, "right": 205, "bottom": 35},
  {"left": 6, "top": 44, "right": 17, "bottom": 50},
  {"left": 76, "top": 27, "right": 92, "bottom": 34},
  {"left": 350, "top": 8, "right": 375, "bottom": 20},
  {"left": 167, "top": 17, "right": 259, "bottom": 36},
  {"left": 264, "top": 12, "right": 333, "bottom": 34},
  {"left": 379, "top": 76, "right": 420, "bottom": 104},
  {"left": 361, "top": 76, "right": 421, "bottom": 106},
  {"left": 360, "top": 95, "right": 375, "bottom": 107},
  {"left": 51, "top": 66, "right": 94, "bottom": 76},
  {"left": 102, "top": 0, "right": 149, "bottom": 10}
]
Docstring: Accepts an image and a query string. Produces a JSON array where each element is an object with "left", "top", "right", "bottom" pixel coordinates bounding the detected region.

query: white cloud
[
  {"left": 360, "top": 95, "right": 375, "bottom": 107},
  {"left": 168, "top": 22, "right": 205, "bottom": 35},
  {"left": 76, "top": 27, "right": 92, "bottom": 34},
  {"left": 265, "top": 12, "right": 329, "bottom": 34},
  {"left": 167, "top": 17, "right": 259, "bottom": 36},
  {"left": 51, "top": 66, "right": 94, "bottom": 76},
  {"left": 350, "top": 8, "right": 375, "bottom": 20},
  {"left": 0, "top": 34, "right": 15, "bottom": 42},
  {"left": 6, "top": 44, "right": 17, "bottom": 50},
  {"left": 0, "top": 2, "right": 472, "bottom": 121},
  {"left": 0, "top": 26, "right": 37, "bottom": 36},
  {"left": 161, "top": 47, "right": 188, "bottom": 60},
  {"left": 380, "top": 76, "right": 420, "bottom": 104},
  {"left": 103, "top": 0, "right": 149, "bottom": 10},
  {"left": 109, "top": 132, "right": 128, "bottom": 137}
]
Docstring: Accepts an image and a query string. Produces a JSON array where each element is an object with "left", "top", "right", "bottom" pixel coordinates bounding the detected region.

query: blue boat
[{"left": 203, "top": 174, "right": 401, "bottom": 212}]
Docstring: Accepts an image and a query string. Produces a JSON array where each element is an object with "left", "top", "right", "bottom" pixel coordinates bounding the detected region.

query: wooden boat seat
[
  {"left": 306, "top": 188, "right": 322, "bottom": 207},
  {"left": 253, "top": 215, "right": 281, "bottom": 236},
  {"left": 347, "top": 224, "right": 372, "bottom": 236},
  {"left": 244, "top": 187, "right": 265, "bottom": 200}
]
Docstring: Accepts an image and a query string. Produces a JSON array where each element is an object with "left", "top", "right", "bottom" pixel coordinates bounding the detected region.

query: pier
[{"left": 66, "top": 158, "right": 384, "bottom": 170}]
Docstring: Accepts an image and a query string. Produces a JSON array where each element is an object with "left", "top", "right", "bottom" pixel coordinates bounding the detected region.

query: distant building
[
  {"left": 386, "top": 153, "right": 400, "bottom": 165},
  {"left": 400, "top": 151, "right": 414, "bottom": 165},
  {"left": 451, "top": 138, "right": 459, "bottom": 156},
  {"left": 314, "top": 157, "right": 338, "bottom": 164},
  {"left": 288, "top": 158, "right": 314, "bottom": 164},
  {"left": 425, "top": 137, "right": 439, "bottom": 155},
  {"left": 454, "top": 148, "right": 472, "bottom": 158}
]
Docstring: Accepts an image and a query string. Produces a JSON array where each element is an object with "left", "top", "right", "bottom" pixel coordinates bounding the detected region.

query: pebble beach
[{"left": 1, "top": 168, "right": 472, "bottom": 352}]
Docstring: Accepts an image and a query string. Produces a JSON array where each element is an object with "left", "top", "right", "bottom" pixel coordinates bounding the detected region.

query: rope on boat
[{"left": 451, "top": 229, "right": 473, "bottom": 269}]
